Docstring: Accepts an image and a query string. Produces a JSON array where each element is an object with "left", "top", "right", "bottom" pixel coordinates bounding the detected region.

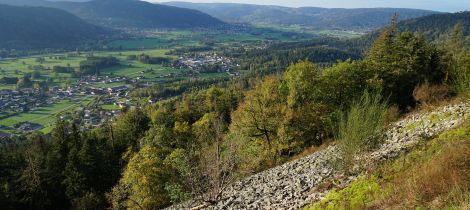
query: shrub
[
  {"left": 335, "top": 90, "right": 388, "bottom": 171},
  {"left": 413, "top": 82, "right": 451, "bottom": 106},
  {"left": 452, "top": 68, "right": 470, "bottom": 96}
]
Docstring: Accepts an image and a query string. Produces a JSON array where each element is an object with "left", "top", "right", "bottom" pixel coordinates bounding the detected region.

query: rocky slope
[{"left": 168, "top": 102, "right": 470, "bottom": 210}]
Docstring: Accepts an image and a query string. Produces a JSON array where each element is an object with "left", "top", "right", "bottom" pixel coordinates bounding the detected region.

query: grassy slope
[{"left": 303, "top": 118, "right": 470, "bottom": 210}]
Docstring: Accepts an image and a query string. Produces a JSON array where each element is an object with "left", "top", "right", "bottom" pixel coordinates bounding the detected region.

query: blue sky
[{"left": 149, "top": 0, "right": 470, "bottom": 12}]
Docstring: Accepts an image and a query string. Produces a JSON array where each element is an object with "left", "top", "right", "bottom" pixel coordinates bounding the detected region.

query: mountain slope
[
  {"left": 0, "top": 0, "right": 225, "bottom": 29},
  {"left": 164, "top": 2, "right": 438, "bottom": 31},
  {"left": 167, "top": 102, "right": 470, "bottom": 209},
  {"left": 0, "top": 4, "right": 109, "bottom": 49},
  {"left": 398, "top": 11, "right": 470, "bottom": 40}
]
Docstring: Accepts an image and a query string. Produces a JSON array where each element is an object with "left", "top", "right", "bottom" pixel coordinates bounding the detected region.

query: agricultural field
[
  {"left": 0, "top": 97, "right": 94, "bottom": 134},
  {"left": 254, "top": 23, "right": 365, "bottom": 39},
  {"left": 106, "top": 29, "right": 311, "bottom": 50}
]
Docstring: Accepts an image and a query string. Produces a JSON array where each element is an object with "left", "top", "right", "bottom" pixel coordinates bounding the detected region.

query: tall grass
[{"left": 336, "top": 90, "right": 388, "bottom": 170}]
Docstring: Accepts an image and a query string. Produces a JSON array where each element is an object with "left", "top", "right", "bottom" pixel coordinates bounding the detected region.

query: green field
[
  {"left": 254, "top": 23, "right": 364, "bottom": 39},
  {"left": 0, "top": 98, "right": 93, "bottom": 133},
  {"left": 107, "top": 29, "right": 311, "bottom": 50}
]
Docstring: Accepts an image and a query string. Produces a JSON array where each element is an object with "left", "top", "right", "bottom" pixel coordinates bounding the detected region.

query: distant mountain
[
  {"left": 397, "top": 11, "right": 470, "bottom": 40},
  {"left": 0, "top": 0, "right": 225, "bottom": 29},
  {"left": 164, "top": 2, "right": 439, "bottom": 31},
  {"left": 0, "top": 4, "right": 109, "bottom": 49}
]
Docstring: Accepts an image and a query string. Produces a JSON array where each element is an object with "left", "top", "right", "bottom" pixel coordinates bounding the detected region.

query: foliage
[
  {"left": 237, "top": 38, "right": 363, "bottom": 76},
  {"left": 364, "top": 21, "right": 446, "bottom": 108},
  {"left": 110, "top": 145, "right": 170, "bottom": 209},
  {"left": 398, "top": 11, "right": 470, "bottom": 41},
  {"left": 442, "top": 24, "right": 470, "bottom": 95},
  {"left": 335, "top": 90, "right": 388, "bottom": 170},
  {"left": 78, "top": 56, "right": 119, "bottom": 76}
]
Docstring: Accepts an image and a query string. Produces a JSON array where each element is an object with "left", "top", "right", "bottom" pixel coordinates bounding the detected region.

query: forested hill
[
  {"left": 0, "top": 0, "right": 226, "bottom": 29},
  {"left": 361, "top": 11, "right": 470, "bottom": 47},
  {"left": 0, "top": 4, "right": 109, "bottom": 49},
  {"left": 164, "top": 2, "right": 438, "bottom": 31},
  {"left": 398, "top": 11, "right": 470, "bottom": 40}
]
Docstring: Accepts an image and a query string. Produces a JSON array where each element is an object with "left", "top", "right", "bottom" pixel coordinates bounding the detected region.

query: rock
[{"left": 166, "top": 102, "right": 470, "bottom": 210}]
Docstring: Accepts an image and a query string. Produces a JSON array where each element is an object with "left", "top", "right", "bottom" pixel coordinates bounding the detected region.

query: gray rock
[{"left": 166, "top": 102, "right": 470, "bottom": 210}]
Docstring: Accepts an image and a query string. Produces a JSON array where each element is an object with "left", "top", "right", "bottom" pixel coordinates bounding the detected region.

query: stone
[{"left": 166, "top": 102, "right": 470, "bottom": 210}]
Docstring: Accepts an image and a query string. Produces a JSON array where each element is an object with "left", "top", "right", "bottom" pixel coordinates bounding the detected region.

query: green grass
[
  {"left": 253, "top": 23, "right": 364, "bottom": 39},
  {"left": 304, "top": 176, "right": 381, "bottom": 210},
  {"left": 0, "top": 98, "right": 94, "bottom": 133},
  {"left": 107, "top": 29, "right": 309, "bottom": 50},
  {"left": 102, "top": 104, "right": 121, "bottom": 110}
]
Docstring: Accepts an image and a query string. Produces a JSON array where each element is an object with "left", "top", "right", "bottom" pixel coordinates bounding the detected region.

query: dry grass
[
  {"left": 413, "top": 83, "right": 452, "bottom": 107},
  {"left": 290, "top": 140, "right": 335, "bottom": 161},
  {"left": 379, "top": 140, "right": 470, "bottom": 209}
]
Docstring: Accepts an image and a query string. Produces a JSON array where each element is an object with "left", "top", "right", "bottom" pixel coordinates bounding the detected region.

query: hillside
[
  {"left": 167, "top": 102, "right": 470, "bottom": 209},
  {"left": 0, "top": 0, "right": 225, "bottom": 29},
  {"left": 398, "top": 11, "right": 470, "bottom": 40},
  {"left": 165, "top": 2, "right": 438, "bottom": 31},
  {"left": 0, "top": 4, "right": 109, "bottom": 49}
]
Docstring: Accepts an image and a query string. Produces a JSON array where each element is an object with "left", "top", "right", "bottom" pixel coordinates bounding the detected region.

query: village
[
  {"left": 0, "top": 75, "right": 135, "bottom": 134},
  {"left": 173, "top": 53, "right": 239, "bottom": 76},
  {"left": 0, "top": 52, "right": 240, "bottom": 135}
]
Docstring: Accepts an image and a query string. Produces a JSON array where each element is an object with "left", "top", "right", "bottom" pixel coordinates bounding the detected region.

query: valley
[
  {"left": 0, "top": 28, "right": 312, "bottom": 134},
  {"left": 0, "top": 1, "right": 469, "bottom": 210}
]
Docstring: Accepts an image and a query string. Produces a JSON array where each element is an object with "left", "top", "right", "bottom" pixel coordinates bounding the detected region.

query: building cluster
[
  {"left": 0, "top": 75, "right": 135, "bottom": 134},
  {"left": 0, "top": 89, "right": 54, "bottom": 114},
  {"left": 173, "top": 53, "right": 234, "bottom": 73}
]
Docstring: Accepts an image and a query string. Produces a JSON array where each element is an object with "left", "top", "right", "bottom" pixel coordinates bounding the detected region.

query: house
[
  {"left": 107, "top": 86, "right": 129, "bottom": 95},
  {"left": 0, "top": 132, "right": 12, "bottom": 139}
]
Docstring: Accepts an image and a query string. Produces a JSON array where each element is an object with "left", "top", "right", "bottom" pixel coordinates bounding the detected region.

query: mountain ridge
[
  {"left": 164, "top": 2, "right": 440, "bottom": 31},
  {"left": 0, "top": 0, "right": 226, "bottom": 29},
  {"left": 0, "top": 3, "right": 110, "bottom": 49}
]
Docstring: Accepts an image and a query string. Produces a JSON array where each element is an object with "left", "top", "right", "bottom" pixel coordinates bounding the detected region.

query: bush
[
  {"left": 335, "top": 90, "right": 388, "bottom": 171},
  {"left": 452, "top": 68, "right": 470, "bottom": 95},
  {"left": 413, "top": 82, "right": 451, "bottom": 106}
]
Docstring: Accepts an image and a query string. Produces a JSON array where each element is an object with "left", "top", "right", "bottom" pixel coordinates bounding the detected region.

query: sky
[{"left": 148, "top": 0, "right": 470, "bottom": 12}]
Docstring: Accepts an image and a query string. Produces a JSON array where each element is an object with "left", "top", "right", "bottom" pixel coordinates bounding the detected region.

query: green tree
[
  {"left": 114, "top": 108, "right": 150, "bottom": 154},
  {"left": 110, "top": 146, "right": 170, "bottom": 209},
  {"left": 230, "top": 76, "right": 285, "bottom": 170}
]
